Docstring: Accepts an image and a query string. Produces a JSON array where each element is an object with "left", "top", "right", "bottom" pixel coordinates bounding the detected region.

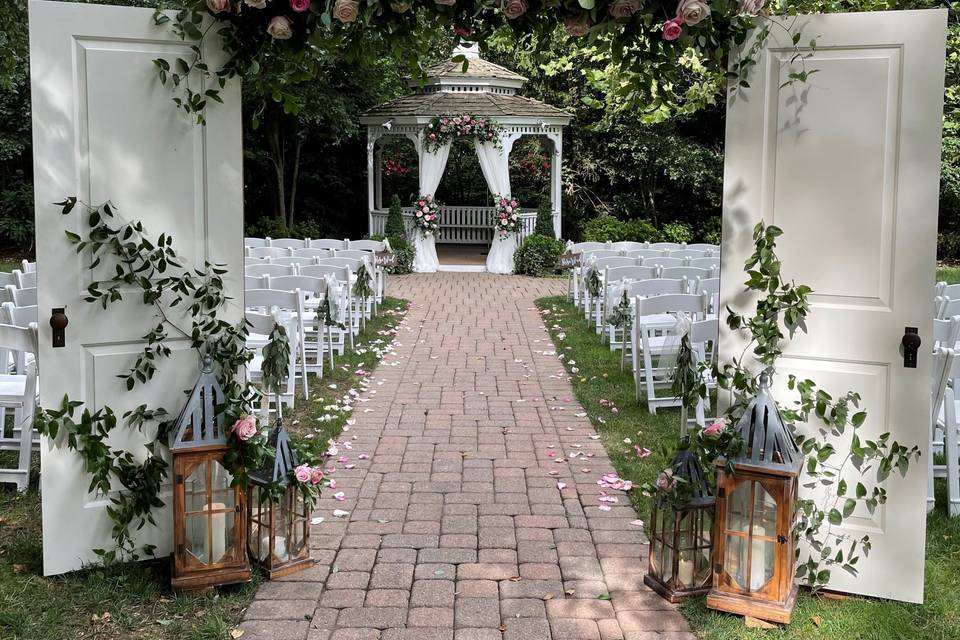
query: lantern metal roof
[
  {"left": 169, "top": 356, "right": 227, "bottom": 450},
  {"left": 359, "top": 44, "right": 572, "bottom": 124},
  {"left": 249, "top": 420, "right": 299, "bottom": 486},
  {"left": 672, "top": 445, "right": 715, "bottom": 508},
  {"left": 731, "top": 369, "right": 803, "bottom": 474}
]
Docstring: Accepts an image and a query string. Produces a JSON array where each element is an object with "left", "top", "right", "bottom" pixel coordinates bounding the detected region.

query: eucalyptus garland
[
  {"left": 605, "top": 289, "right": 632, "bottom": 330},
  {"left": 584, "top": 266, "right": 602, "bottom": 300},
  {"left": 352, "top": 262, "right": 375, "bottom": 330}
]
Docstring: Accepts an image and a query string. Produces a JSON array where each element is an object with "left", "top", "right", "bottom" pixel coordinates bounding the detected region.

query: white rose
[
  {"left": 677, "top": 0, "right": 710, "bottom": 25},
  {"left": 267, "top": 15, "right": 293, "bottom": 39},
  {"left": 244, "top": 0, "right": 267, "bottom": 7}
]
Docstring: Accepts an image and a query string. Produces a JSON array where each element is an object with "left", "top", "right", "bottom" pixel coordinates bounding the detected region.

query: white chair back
[
  {"left": 624, "top": 250, "right": 667, "bottom": 260},
  {"left": 272, "top": 257, "right": 314, "bottom": 267},
  {"left": 20, "top": 261, "right": 36, "bottom": 274},
  {"left": 310, "top": 239, "right": 347, "bottom": 250},
  {"left": 610, "top": 241, "right": 647, "bottom": 252},
  {"left": 689, "top": 257, "right": 721, "bottom": 270},
  {"left": 271, "top": 238, "right": 307, "bottom": 249},
  {"left": 335, "top": 249, "right": 374, "bottom": 261},
  {"left": 0, "top": 273, "right": 15, "bottom": 288},
  {"left": 649, "top": 242, "right": 682, "bottom": 251},
  {"left": 245, "top": 275, "right": 268, "bottom": 290},
  {"left": 350, "top": 240, "right": 385, "bottom": 252},
  {"left": 13, "top": 270, "right": 36, "bottom": 289},
  {"left": 649, "top": 257, "right": 686, "bottom": 269},
  {"left": 593, "top": 257, "right": 636, "bottom": 271},
  {"left": 1, "top": 302, "right": 38, "bottom": 328},
  {"left": 248, "top": 246, "right": 290, "bottom": 259},
  {"left": 934, "top": 316, "right": 960, "bottom": 350},
  {"left": 318, "top": 258, "right": 363, "bottom": 272},
  {"left": 571, "top": 242, "right": 607, "bottom": 252},
  {"left": 943, "top": 298, "right": 960, "bottom": 320},
  {"left": 941, "top": 283, "right": 960, "bottom": 300},
  {"left": 604, "top": 266, "right": 658, "bottom": 284},
  {"left": 629, "top": 278, "right": 688, "bottom": 299},
  {"left": 686, "top": 243, "right": 719, "bottom": 253},
  {"left": 661, "top": 266, "right": 716, "bottom": 282},
  {"left": 668, "top": 250, "right": 707, "bottom": 260},
  {"left": 246, "top": 263, "right": 295, "bottom": 278},
  {"left": 292, "top": 248, "right": 333, "bottom": 260},
  {"left": 6, "top": 286, "right": 37, "bottom": 307},
  {"left": 245, "top": 256, "right": 270, "bottom": 266},
  {"left": 581, "top": 250, "right": 621, "bottom": 260},
  {"left": 267, "top": 275, "right": 327, "bottom": 298},
  {"left": 635, "top": 292, "right": 708, "bottom": 320},
  {"left": 301, "top": 264, "right": 350, "bottom": 283},
  {"left": 244, "top": 236, "right": 269, "bottom": 248}
]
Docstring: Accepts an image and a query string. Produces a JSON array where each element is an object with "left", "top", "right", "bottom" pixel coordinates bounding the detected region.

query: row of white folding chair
[
  {"left": 0, "top": 322, "right": 38, "bottom": 492},
  {"left": 574, "top": 255, "right": 718, "bottom": 310},
  {"left": 4, "top": 285, "right": 36, "bottom": 307},
  {"left": 930, "top": 347, "right": 960, "bottom": 514},
  {"left": 246, "top": 259, "right": 364, "bottom": 277},
  {"left": 246, "top": 237, "right": 386, "bottom": 251},
  {"left": 935, "top": 281, "right": 960, "bottom": 300},
  {"left": 629, "top": 293, "right": 712, "bottom": 414},
  {"left": 601, "top": 275, "right": 719, "bottom": 344},
  {"left": 245, "top": 288, "right": 309, "bottom": 405},
  {"left": 936, "top": 296, "right": 960, "bottom": 320},
  {"left": 245, "top": 307, "right": 301, "bottom": 412},
  {"left": 569, "top": 241, "right": 718, "bottom": 253},
  {"left": 248, "top": 246, "right": 376, "bottom": 260}
]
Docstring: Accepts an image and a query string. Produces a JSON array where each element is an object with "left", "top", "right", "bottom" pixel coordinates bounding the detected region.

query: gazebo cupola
[{"left": 360, "top": 44, "right": 572, "bottom": 243}]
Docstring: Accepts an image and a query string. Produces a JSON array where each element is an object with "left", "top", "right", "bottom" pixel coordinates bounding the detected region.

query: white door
[
  {"left": 29, "top": 0, "right": 243, "bottom": 576},
  {"left": 721, "top": 10, "right": 947, "bottom": 602}
]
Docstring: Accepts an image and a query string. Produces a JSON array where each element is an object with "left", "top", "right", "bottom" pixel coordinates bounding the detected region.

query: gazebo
[{"left": 359, "top": 45, "right": 572, "bottom": 252}]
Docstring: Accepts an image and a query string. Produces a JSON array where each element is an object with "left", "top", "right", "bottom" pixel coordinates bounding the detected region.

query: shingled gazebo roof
[{"left": 359, "top": 45, "right": 571, "bottom": 125}]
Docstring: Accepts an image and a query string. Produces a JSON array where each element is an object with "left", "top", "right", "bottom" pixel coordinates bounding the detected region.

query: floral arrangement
[
  {"left": 423, "top": 114, "right": 502, "bottom": 152},
  {"left": 412, "top": 194, "right": 441, "bottom": 238},
  {"left": 382, "top": 158, "right": 410, "bottom": 177},
  {"left": 492, "top": 195, "right": 521, "bottom": 240}
]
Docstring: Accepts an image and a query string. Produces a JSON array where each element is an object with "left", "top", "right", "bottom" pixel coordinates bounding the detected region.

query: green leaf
[{"left": 828, "top": 509, "right": 842, "bottom": 525}]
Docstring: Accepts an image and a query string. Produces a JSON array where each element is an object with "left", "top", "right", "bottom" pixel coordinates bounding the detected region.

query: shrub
[
  {"left": 514, "top": 234, "right": 565, "bottom": 277},
  {"left": 624, "top": 218, "right": 659, "bottom": 243},
  {"left": 939, "top": 232, "right": 960, "bottom": 262},
  {"left": 700, "top": 216, "right": 722, "bottom": 245},
  {"left": 582, "top": 215, "right": 628, "bottom": 242},
  {"left": 534, "top": 198, "right": 555, "bottom": 238},
  {"left": 660, "top": 221, "right": 694, "bottom": 244},
  {"left": 385, "top": 194, "right": 406, "bottom": 238}
]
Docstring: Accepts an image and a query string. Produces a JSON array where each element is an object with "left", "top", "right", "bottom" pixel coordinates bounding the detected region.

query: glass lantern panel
[
  {"left": 210, "top": 460, "right": 235, "bottom": 508},
  {"left": 661, "top": 542, "right": 674, "bottom": 585},
  {"left": 749, "top": 537, "right": 777, "bottom": 592},
  {"left": 184, "top": 461, "right": 209, "bottom": 564},
  {"left": 660, "top": 508, "right": 675, "bottom": 550},
  {"left": 184, "top": 460, "right": 207, "bottom": 514},
  {"left": 185, "top": 510, "right": 209, "bottom": 564},
  {"left": 677, "top": 511, "right": 693, "bottom": 551},
  {"left": 248, "top": 486, "right": 262, "bottom": 560},
  {"left": 274, "top": 497, "right": 291, "bottom": 563},
  {"left": 724, "top": 534, "right": 747, "bottom": 590},
  {"left": 208, "top": 460, "right": 235, "bottom": 565},
  {"left": 696, "top": 545, "right": 711, "bottom": 586},
  {"left": 727, "top": 482, "right": 750, "bottom": 533},
  {"left": 753, "top": 483, "right": 778, "bottom": 537},
  {"left": 290, "top": 491, "right": 306, "bottom": 558},
  {"left": 700, "top": 511, "right": 713, "bottom": 548}
]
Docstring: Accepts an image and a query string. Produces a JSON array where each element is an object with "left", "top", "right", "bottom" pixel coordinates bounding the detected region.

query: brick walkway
[{"left": 240, "top": 273, "right": 693, "bottom": 640}]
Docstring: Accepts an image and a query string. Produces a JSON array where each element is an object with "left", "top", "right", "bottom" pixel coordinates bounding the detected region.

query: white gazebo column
[
  {"left": 366, "top": 127, "right": 379, "bottom": 236},
  {"left": 374, "top": 145, "right": 383, "bottom": 210},
  {"left": 548, "top": 131, "right": 563, "bottom": 239}
]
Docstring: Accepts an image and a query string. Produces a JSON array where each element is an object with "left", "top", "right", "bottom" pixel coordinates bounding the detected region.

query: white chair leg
[{"left": 947, "top": 390, "right": 960, "bottom": 516}]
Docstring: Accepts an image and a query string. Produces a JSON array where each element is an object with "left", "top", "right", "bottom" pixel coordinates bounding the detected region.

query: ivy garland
[
  {"left": 34, "top": 197, "right": 310, "bottom": 563},
  {"left": 422, "top": 114, "right": 502, "bottom": 153},
  {"left": 352, "top": 262, "right": 375, "bottom": 330}
]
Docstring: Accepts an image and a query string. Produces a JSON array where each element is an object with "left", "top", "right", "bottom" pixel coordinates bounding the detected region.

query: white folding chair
[
  {"left": 618, "top": 279, "right": 689, "bottom": 361},
  {"left": 571, "top": 242, "right": 607, "bottom": 252},
  {"left": 624, "top": 249, "right": 668, "bottom": 261},
  {"left": 689, "top": 318, "right": 719, "bottom": 432},
  {"left": 941, "top": 283, "right": 960, "bottom": 300},
  {"left": 610, "top": 241, "right": 648, "bottom": 252},
  {"left": 934, "top": 316, "right": 960, "bottom": 350},
  {"left": 248, "top": 246, "right": 291, "bottom": 259},
  {"left": 668, "top": 250, "right": 707, "bottom": 260},
  {"left": 649, "top": 257, "right": 687, "bottom": 270},
  {"left": 310, "top": 239, "right": 347, "bottom": 250},
  {"left": 272, "top": 256, "right": 314, "bottom": 268},
  {"left": 690, "top": 257, "right": 721, "bottom": 270},
  {"left": 649, "top": 242, "right": 682, "bottom": 251},
  {"left": 268, "top": 274, "right": 339, "bottom": 370},
  {"left": 20, "top": 261, "right": 36, "bottom": 274},
  {"left": 245, "top": 308, "right": 300, "bottom": 413},
  {"left": 292, "top": 248, "right": 333, "bottom": 260},
  {"left": 0, "top": 322, "right": 38, "bottom": 492},
  {"left": 601, "top": 266, "right": 660, "bottom": 344},
  {"left": 6, "top": 286, "right": 37, "bottom": 307},
  {"left": 244, "top": 236, "right": 270, "bottom": 248},
  {"left": 245, "top": 275, "right": 268, "bottom": 290},
  {"left": 319, "top": 257, "right": 363, "bottom": 273},
  {"left": 1, "top": 302, "right": 38, "bottom": 329},
  {"left": 13, "top": 270, "right": 37, "bottom": 289},
  {"left": 271, "top": 238, "right": 307, "bottom": 249},
  {"left": 350, "top": 240, "right": 385, "bottom": 252},
  {"left": 346, "top": 241, "right": 386, "bottom": 301},
  {"left": 300, "top": 264, "right": 354, "bottom": 353},
  {"left": 943, "top": 298, "right": 960, "bottom": 320},
  {"left": 632, "top": 293, "right": 709, "bottom": 413},
  {"left": 246, "top": 263, "right": 295, "bottom": 279},
  {"left": 694, "top": 277, "right": 721, "bottom": 315},
  {"left": 687, "top": 243, "right": 719, "bottom": 254},
  {"left": 245, "top": 256, "right": 270, "bottom": 266},
  {"left": 661, "top": 267, "right": 715, "bottom": 289},
  {"left": 245, "top": 288, "right": 309, "bottom": 401},
  {"left": 930, "top": 348, "right": 958, "bottom": 514}
]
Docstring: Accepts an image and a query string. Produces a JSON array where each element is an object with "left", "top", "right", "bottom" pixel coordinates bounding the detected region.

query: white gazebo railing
[{"left": 370, "top": 206, "right": 537, "bottom": 244}]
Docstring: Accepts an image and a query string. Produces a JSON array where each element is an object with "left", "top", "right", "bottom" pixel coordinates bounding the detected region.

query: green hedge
[{"left": 514, "top": 235, "right": 566, "bottom": 277}]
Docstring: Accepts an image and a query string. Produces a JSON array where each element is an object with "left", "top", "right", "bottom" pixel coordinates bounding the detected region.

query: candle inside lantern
[
  {"left": 678, "top": 553, "right": 694, "bottom": 586},
  {"left": 203, "top": 502, "right": 226, "bottom": 563}
]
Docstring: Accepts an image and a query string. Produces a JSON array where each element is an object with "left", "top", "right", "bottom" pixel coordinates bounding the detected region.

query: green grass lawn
[
  {"left": 937, "top": 265, "right": 960, "bottom": 285},
  {"left": 536, "top": 295, "right": 960, "bottom": 640},
  {"left": 0, "top": 298, "right": 408, "bottom": 640}
]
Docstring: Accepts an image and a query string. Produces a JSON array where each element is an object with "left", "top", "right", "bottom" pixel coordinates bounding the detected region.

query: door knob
[
  {"left": 50, "top": 308, "right": 68, "bottom": 348},
  {"left": 901, "top": 327, "right": 920, "bottom": 369}
]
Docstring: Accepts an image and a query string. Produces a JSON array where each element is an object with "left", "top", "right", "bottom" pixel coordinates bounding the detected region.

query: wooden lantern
[
  {"left": 707, "top": 370, "right": 802, "bottom": 624},
  {"left": 247, "top": 418, "right": 314, "bottom": 578},
  {"left": 169, "top": 357, "right": 251, "bottom": 590},
  {"left": 645, "top": 445, "right": 715, "bottom": 602}
]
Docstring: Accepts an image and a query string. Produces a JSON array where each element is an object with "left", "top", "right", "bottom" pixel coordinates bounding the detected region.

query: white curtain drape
[
  {"left": 474, "top": 140, "right": 511, "bottom": 197},
  {"left": 411, "top": 141, "right": 451, "bottom": 273},
  {"left": 486, "top": 232, "right": 518, "bottom": 274}
]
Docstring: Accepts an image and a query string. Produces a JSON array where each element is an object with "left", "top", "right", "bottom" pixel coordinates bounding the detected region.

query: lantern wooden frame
[
  {"left": 170, "top": 358, "right": 251, "bottom": 590},
  {"left": 706, "top": 370, "right": 802, "bottom": 624},
  {"left": 645, "top": 448, "right": 715, "bottom": 602},
  {"left": 246, "top": 419, "right": 314, "bottom": 578}
]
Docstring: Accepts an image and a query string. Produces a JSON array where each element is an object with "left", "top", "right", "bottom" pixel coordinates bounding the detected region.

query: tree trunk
[
  {"left": 288, "top": 134, "right": 303, "bottom": 228},
  {"left": 268, "top": 115, "right": 286, "bottom": 228}
]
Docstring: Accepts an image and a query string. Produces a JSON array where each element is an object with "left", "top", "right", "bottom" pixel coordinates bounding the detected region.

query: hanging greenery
[{"left": 423, "top": 114, "right": 502, "bottom": 152}]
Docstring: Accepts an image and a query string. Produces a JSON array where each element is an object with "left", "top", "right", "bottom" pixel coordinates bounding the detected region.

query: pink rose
[
  {"left": 676, "top": 0, "right": 710, "bottom": 25},
  {"left": 267, "top": 15, "right": 294, "bottom": 39},
  {"left": 426, "top": 195, "right": 433, "bottom": 202},
  {"left": 332, "top": 0, "right": 359, "bottom": 22},
  {"left": 656, "top": 469, "right": 677, "bottom": 493},
  {"left": 294, "top": 464, "right": 312, "bottom": 483},
  {"left": 609, "top": 0, "right": 640, "bottom": 18},
  {"left": 310, "top": 467, "right": 325, "bottom": 485},
  {"left": 564, "top": 16, "right": 591, "bottom": 37},
  {"left": 291, "top": 0, "right": 311, "bottom": 12},
  {"left": 232, "top": 415, "right": 257, "bottom": 441},
  {"left": 206, "top": 0, "right": 231, "bottom": 13},
  {"left": 738, "top": 0, "right": 764, "bottom": 13},
  {"left": 662, "top": 17, "right": 683, "bottom": 41},
  {"left": 703, "top": 418, "right": 726, "bottom": 437},
  {"left": 503, "top": 0, "right": 528, "bottom": 19}
]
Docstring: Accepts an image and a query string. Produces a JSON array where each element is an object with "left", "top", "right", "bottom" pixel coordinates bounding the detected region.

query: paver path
[{"left": 241, "top": 273, "right": 693, "bottom": 640}]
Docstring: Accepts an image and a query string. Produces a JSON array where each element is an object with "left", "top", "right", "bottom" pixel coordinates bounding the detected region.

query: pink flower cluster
[
  {"left": 662, "top": 0, "right": 712, "bottom": 41},
  {"left": 703, "top": 417, "right": 727, "bottom": 437},
  {"left": 294, "top": 464, "right": 325, "bottom": 485},
  {"left": 423, "top": 114, "right": 501, "bottom": 151},
  {"left": 412, "top": 194, "right": 441, "bottom": 237},
  {"left": 493, "top": 195, "right": 521, "bottom": 239},
  {"left": 231, "top": 415, "right": 258, "bottom": 441}
]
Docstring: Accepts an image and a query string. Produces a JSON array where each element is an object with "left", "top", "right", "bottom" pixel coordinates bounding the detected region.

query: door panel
[
  {"left": 29, "top": 0, "right": 242, "bottom": 576},
  {"left": 720, "top": 10, "right": 947, "bottom": 601}
]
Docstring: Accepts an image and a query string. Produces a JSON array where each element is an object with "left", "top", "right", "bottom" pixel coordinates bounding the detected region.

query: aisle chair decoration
[
  {"left": 707, "top": 369, "right": 802, "bottom": 624},
  {"left": 645, "top": 441, "right": 715, "bottom": 602},
  {"left": 353, "top": 261, "right": 376, "bottom": 330},
  {"left": 486, "top": 195, "right": 521, "bottom": 274},
  {"left": 169, "top": 357, "right": 251, "bottom": 590},
  {"left": 321, "top": 274, "right": 348, "bottom": 358},
  {"left": 606, "top": 286, "right": 632, "bottom": 370}
]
